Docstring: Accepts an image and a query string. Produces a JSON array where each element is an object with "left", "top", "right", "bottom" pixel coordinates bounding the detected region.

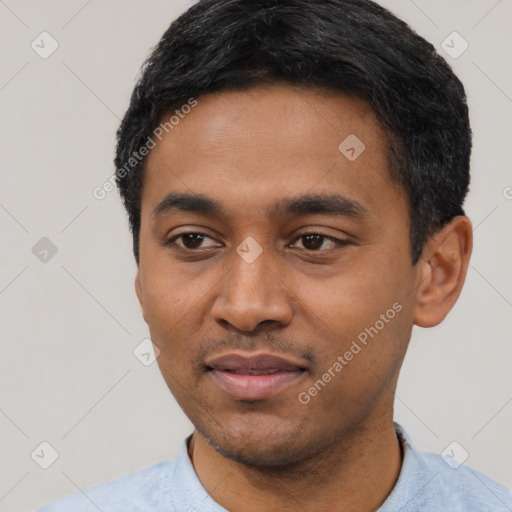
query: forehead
[{"left": 142, "top": 84, "right": 403, "bottom": 219}]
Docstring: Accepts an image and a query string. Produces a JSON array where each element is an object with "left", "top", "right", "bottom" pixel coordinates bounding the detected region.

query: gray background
[{"left": 0, "top": 1, "right": 511, "bottom": 510}]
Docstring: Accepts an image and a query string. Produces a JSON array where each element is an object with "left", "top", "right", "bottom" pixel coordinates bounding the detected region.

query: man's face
[{"left": 136, "top": 85, "right": 423, "bottom": 466}]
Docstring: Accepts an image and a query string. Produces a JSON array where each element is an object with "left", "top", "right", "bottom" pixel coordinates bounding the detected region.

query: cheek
[
  {"left": 139, "top": 246, "right": 201, "bottom": 321},
  {"left": 294, "top": 250, "right": 413, "bottom": 379},
  {"left": 143, "top": 281, "right": 182, "bottom": 327},
  {"left": 298, "top": 283, "right": 410, "bottom": 424},
  {"left": 138, "top": 266, "right": 198, "bottom": 360},
  {"left": 298, "top": 263, "right": 405, "bottom": 338}
]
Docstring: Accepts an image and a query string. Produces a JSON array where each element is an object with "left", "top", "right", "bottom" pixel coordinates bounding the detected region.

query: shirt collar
[
  {"left": 378, "top": 422, "right": 437, "bottom": 511},
  {"left": 168, "top": 434, "right": 229, "bottom": 511}
]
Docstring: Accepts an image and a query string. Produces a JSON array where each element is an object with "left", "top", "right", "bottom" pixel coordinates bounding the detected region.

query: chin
[{"left": 196, "top": 415, "right": 321, "bottom": 468}]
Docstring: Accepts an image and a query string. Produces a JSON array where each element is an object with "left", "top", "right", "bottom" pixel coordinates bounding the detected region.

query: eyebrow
[{"left": 152, "top": 192, "right": 370, "bottom": 220}]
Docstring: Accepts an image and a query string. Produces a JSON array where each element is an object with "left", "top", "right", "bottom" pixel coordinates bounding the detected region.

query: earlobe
[{"left": 413, "top": 216, "right": 473, "bottom": 328}]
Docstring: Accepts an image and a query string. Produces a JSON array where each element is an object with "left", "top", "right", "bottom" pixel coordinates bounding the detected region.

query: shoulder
[
  {"left": 420, "top": 451, "right": 512, "bottom": 511},
  {"left": 35, "top": 459, "right": 176, "bottom": 512},
  {"left": 388, "top": 423, "right": 512, "bottom": 512}
]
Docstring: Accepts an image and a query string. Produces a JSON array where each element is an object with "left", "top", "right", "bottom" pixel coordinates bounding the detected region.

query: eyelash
[{"left": 163, "top": 231, "right": 349, "bottom": 253}]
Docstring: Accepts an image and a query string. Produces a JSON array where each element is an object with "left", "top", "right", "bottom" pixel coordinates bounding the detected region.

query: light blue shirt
[{"left": 36, "top": 422, "right": 512, "bottom": 511}]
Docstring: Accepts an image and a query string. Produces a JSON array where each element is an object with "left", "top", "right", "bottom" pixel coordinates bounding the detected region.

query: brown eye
[
  {"left": 291, "top": 232, "right": 348, "bottom": 252},
  {"left": 301, "top": 234, "right": 326, "bottom": 250},
  {"left": 180, "top": 233, "right": 206, "bottom": 249},
  {"left": 164, "top": 232, "right": 221, "bottom": 251}
]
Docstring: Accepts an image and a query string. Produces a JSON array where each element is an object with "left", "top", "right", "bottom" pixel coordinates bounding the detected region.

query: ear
[
  {"left": 134, "top": 271, "right": 146, "bottom": 321},
  {"left": 413, "top": 216, "right": 473, "bottom": 328}
]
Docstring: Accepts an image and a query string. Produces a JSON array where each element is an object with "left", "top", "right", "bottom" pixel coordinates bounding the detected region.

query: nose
[{"left": 211, "top": 247, "right": 294, "bottom": 333}]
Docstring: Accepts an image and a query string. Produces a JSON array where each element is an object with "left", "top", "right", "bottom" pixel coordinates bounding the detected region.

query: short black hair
[{"left": 114, "top": 0, "right": 471, "bottom": 265}]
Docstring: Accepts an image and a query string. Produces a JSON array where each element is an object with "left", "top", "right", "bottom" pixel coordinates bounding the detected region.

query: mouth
[{"left": 205, "top": 352, "right": 308, "bottom": 401}]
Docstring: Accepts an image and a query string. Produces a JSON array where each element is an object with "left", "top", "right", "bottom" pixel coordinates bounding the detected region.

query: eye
[
  {"left": 164, "top": 232, "right": 221, "bottom": 251},
  {"left": 290, "top": 232, "right": 348, "bottom": 252},
  {"left": 164, "top": 230, "right": 349, "bottom": 254}
]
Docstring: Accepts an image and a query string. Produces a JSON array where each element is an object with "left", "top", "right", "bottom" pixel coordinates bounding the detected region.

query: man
[{"left": 37, "top": 0, "right": 512, "bottom": 510}]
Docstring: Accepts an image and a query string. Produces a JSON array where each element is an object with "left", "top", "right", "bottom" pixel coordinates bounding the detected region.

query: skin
[{"left": 135, "top": 84, "right": 473, "bottom": 511}]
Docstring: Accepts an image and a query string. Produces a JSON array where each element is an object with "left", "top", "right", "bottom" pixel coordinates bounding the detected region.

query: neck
[{"left": 188, "top": 418, "right": 403, "bottom": 512}]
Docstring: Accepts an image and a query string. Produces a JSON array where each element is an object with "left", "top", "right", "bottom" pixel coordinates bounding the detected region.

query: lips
[{"left": 205, "top": 352, "right": 308, "bottom": 401}]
